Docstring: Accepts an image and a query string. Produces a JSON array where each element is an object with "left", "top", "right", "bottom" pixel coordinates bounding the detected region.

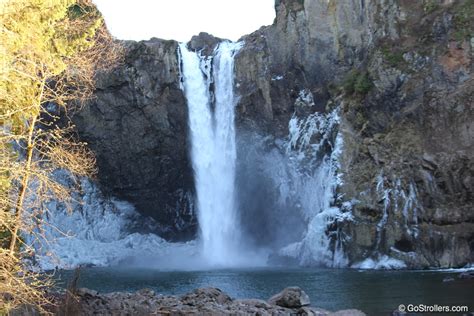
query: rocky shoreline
[{"left": 63, "top": 286, "right": 365, "bottom": 315}]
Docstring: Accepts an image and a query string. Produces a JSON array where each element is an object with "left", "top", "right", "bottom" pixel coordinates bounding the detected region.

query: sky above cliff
[{"left": 93, "top": 0, "right": 276, "bottom": 42}]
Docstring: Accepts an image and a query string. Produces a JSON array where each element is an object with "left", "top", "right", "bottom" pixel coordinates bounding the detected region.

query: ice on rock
[{"left": 29, "top": 174, "right": 194, "bottom": 270}]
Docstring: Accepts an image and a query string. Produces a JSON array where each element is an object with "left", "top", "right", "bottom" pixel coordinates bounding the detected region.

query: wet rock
[{"left": 268, "top": 286, "right": 310, "bottom": 308}]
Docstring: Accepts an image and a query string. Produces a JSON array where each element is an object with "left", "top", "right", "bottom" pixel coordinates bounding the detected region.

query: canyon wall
[{"left": 74, "top": 0, "right": 473, "bottom": 267}]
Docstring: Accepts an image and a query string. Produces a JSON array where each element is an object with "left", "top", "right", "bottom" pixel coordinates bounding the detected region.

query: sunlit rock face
[
  {"left": 72, "top": 0, "right": 473, "bottom": 268},
  {"left": 234, "top": 0, "right": 374, "bottom": 130}
]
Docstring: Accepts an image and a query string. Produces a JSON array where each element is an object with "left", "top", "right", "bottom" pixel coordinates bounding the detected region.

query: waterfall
[{"left": 179, "top": 41, "right": 243, "bottom": 266}]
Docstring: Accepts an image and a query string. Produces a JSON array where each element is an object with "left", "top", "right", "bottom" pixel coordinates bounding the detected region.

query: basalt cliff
[{"left": 73, "top": 0, "right": 473, "bottom": 268}]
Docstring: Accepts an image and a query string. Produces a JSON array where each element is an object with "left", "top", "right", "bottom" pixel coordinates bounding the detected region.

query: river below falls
[{"left": 53, "top": 267, "right": 474, "bottom": 314}]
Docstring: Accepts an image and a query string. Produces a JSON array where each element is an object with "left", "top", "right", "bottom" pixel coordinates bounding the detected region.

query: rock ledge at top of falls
[
  {"left": 188, "top": 32, "right": 222, "bottom": 56},
  {"left": 51, "top": 287, "right": 366, "bottom": 316}
]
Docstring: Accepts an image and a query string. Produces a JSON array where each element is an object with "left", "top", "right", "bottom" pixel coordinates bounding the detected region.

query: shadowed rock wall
[{"left": 73, "top": 39, "right": 195, "bottom": 240}]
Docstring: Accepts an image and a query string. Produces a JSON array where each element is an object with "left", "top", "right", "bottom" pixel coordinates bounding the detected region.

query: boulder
[
  {"left": 188, "top": 32, "right": 221, "bottom": 56},
  {"left": 181, "top": 287, "right": 232, "bottom": 306},
  {"left": 268, "top": 286, "right": 310, "bottom": 308}
]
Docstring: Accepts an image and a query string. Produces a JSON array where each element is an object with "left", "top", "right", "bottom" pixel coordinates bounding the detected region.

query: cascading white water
[
  {"left": 179, "top": 41, "right": 243, "bottom": 266},
  {"left": 270, "top": 108, "right": 350, "bottom": 267}
]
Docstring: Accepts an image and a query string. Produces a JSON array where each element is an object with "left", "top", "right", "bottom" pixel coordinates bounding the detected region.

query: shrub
[
  {"left": 381, "top": 47, "right": 405, "bottom": 67},
  {"left": 343, "top": 70, "right": 373, "bottom": 96},
  {"left": 423, "top": 2, "right": 439, "bottom": 14}
]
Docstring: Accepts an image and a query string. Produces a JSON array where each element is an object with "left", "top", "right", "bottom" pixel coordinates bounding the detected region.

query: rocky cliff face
[
  {"left": 75, "top": 0, "right": 473, "bottom": 267},
  {"left": 334, "top": 0, "right": 474, "bottom": 268},
  {"left": 233, "top": 0, "right": 473, "bottom": 268},
  {"left": 73, "top": 39, "right": 195, "bottom": 240}
]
